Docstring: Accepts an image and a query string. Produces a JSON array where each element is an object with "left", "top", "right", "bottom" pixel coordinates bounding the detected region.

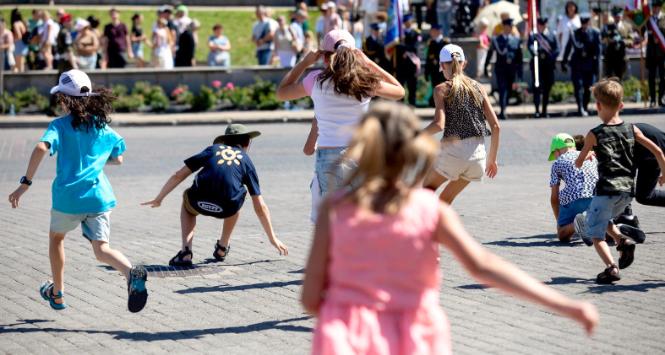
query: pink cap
[{"left": 321, "top": 29, "right": 356, "bottom": 52}]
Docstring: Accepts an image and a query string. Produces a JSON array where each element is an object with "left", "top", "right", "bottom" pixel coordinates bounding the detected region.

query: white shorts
[{"left": 434, "top": 136, "right": 486, "bottom": 182}]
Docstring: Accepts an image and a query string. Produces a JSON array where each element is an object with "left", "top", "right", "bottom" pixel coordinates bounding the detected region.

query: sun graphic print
[{"left": 216, "top": 146, "right": 244, "bottom": 166}]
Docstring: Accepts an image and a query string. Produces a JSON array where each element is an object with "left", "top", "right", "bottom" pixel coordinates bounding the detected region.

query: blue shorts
[
  {"left": 585, "top": 193, "right": 633, "bottom": 240},
  {"left": 50, "top": 209, "right": 111, "bottom": 243},
  {"left": 558, "top": 197, "right": 592, "bottom": 226},
  {"left": 315, "top": 147, "right": 347, "bottom": 196}
]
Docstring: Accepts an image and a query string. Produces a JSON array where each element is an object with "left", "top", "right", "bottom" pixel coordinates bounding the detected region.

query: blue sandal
[{"left": 39, "top": 281, "right": 67, "bottom": 310}]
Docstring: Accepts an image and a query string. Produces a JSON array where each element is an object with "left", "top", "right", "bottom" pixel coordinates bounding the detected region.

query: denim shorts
[
  {"left": 585, "top": 193, "right": 633, "bottom": 240},
  {"left": 558, "top": 197, "right": 592, "bottom": 226},
  {"left": 315, "top": 147, "right": 349, "bottom": 196},
  {"left": 50, "top": 209, "right": 111, "bottom": 243}
]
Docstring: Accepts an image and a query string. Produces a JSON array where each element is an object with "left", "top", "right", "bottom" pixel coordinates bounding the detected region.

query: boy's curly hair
[{"left": 55, "top": 88, "right": 115, "bottom": 130}]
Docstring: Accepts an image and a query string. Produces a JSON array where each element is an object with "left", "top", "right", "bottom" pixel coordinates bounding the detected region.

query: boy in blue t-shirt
[
  {"left": 548, "top": 133, "right": 598, "bottom": 242},
  {"left": 143, "top": 124, "right": 288, "bottom": 266},
  {"left": 8, "top": 70, "right": 148, "bottom": 312}
]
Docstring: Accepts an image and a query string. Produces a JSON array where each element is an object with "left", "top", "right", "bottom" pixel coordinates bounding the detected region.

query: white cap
[
  {"left": 327, "top": 1, "right": 337, "bottom": 8},
  {"left": 439, "top": 44, "right": 465, "bottom": 63},
  {"left": 50, "top": 70, "right": 95, "bottom": 96},
  {"left": 75, "top": 18, "right": 90, "bottom": 32}
]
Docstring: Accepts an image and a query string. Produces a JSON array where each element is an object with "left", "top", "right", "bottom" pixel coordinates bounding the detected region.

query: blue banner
[{"left": 384, "top": 0, "right": 405, "bottom": 49}]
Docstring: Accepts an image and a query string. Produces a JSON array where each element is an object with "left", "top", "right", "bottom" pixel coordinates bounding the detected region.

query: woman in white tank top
[{"left": 276, "top": 29, "right": 404, "bottom": 219}]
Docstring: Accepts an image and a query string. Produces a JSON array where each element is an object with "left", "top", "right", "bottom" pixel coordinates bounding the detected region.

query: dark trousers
[
  {"left": 107, "top": 51, "right": 127, "bottom": 68},
  {"left": 604, "top": 59, "right": 626, "bottom": 79},
  {"left": 532, "top": 62, "right": 554, "bottom": 115},
  {"left": 571, "top": 68, "right": 595, "bottom": 113},
  {"left": 647, "top": 60, "right": 665, "bottom": 104},
  {"left": 495, "top": 70, "right": 514, "bottom": 117},
  {"left": 635, "top": 160, "right": 665, "bottom": 207},
  {"left": 398, "top": 70, "right": 418, "bottom": 106}
]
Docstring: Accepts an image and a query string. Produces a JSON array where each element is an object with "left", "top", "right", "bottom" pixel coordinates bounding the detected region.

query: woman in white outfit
[
  {"left": 152, "top": 18, "right": 174, "bottom": 69},
  {"left": 274, "top": 16, "right": 299, "bottom": 68}
]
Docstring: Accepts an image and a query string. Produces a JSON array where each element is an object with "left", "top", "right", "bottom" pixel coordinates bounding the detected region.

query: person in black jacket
[
  {"left": 425, "top": 24, "right": 448, "bottom": 107},
  {"left": 396, "top": 14, "right": 421, "bottom": 106},
  {"left": 528, "top": 17, "right": 558, "bottom": 118},
  {"left": 175, "top": 20, "right": 199, "bottom": 67},
  {"left": 485, "top": 18, "right": 522, "bottom": 120},
  {"left": 562, "top": 13, "right": 601, "bottom": 116},
  {"left": 363, "top": 23, "right": 391, "bottom": 72}
]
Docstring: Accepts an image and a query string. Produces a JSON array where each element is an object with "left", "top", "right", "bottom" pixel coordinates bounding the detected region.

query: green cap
[
  {"left": 548, "top": 133, "right": 576, "bottom": 161},
  {"left": 176, "top": 4, "right": 188, "bottom": 14},
  {"left": 214, "top": 123, "right": 261, "bottom": 143}
]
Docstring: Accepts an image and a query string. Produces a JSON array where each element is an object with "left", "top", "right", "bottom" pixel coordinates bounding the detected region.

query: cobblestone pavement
[{"left": 1, "top": 115, "right": 664, "bottom": 354}]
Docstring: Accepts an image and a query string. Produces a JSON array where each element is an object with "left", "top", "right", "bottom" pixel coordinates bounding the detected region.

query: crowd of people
[{"left": 1, "top": 5, "right": 222, "bottom": 72}]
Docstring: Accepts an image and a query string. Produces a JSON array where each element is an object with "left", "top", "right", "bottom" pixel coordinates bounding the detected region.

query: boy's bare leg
[
  {"left": 606, "top": 224, "right": 624, "bottom": 244},
  {"left": 91, "top": 241, "right": 132, "bottom": 280},
  {"left": 593, "top": 238, "right": 617, "bottom": 274},
  {"left": 180, "top": 202, "right": 197, "bottom": 257},
  {"left": 49, "top": 232, "right": 66, "bottom": 304},
  {"left": 218, "top": 212, "right": 240, "bottom": 250},
  {"left": 557, "top": 224, "right": 576, "bottom": 242}
]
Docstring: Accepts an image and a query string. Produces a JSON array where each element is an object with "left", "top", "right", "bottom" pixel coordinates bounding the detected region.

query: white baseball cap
[
  {"left": 50, "top": 70, "right": 95, "bottom": 96},
  {"left": 439, "top": 44, "right": 465, "bottom": 63}
]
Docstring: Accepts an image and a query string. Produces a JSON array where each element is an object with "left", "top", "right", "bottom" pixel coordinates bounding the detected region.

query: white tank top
[{"left": 303, "top": 70, "right": 371, "bottom": 147}]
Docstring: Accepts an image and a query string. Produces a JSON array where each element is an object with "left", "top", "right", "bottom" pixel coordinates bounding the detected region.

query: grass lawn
[{"left": 0, "top": 6, "right": 320, "bottom": 67}]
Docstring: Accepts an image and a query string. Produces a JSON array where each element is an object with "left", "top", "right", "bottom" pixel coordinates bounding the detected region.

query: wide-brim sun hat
[
  {"left": 322, "top": 29, "right": 356, "bottom": 52},
  {"left": 439, "top": 44, "right": 465, "bottom": 63},
  {"left": 50, "top": 69, "right": 96, "bottom": 97},
  {"left": 214, "top": 123, "right": 261, "bottom": 143}
]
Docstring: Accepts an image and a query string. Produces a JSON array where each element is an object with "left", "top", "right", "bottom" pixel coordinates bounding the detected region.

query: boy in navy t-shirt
[{"left": 143, "top": 124, "right": 288, "bottom": 266}]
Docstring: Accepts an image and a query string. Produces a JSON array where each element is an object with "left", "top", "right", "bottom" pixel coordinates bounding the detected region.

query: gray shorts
[
  {"left": 585, "top": 193, "right": 632, "bottom": 240},
  {"left": 50, "top": 209, "right": 111, "bottom": 243}
]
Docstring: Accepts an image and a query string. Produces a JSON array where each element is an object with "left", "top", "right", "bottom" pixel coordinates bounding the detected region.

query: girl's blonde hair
[
  {"left": 444, "top": 53, "right": 483, "bottom": 107},
  {"left": 341, "top": 102, "right": 438, "bottom": 214}
]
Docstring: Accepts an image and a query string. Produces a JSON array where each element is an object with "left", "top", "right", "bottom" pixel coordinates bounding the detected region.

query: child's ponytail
[
  {"left": 342, "top": 102, "right": 438, "bottom": 214},
  {"left": 446, "top": 53, "right": 483, "bottom": 107}
]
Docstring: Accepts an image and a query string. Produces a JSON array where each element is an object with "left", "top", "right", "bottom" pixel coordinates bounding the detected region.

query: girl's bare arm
[
  {"left": 8, "top": 142, "right": 49, "bottom": 208},
  {"left": 435, "top": 204, "right": 598, "bottom": 335},
  {"left": 423, "top": 84, "right": 447, "bottom": 135},
  {"left": 301, "top": 198, "right": 332, "bottom": 315}
]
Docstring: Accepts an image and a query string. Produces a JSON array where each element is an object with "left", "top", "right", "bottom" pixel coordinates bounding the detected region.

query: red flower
[
  {"left": 171, "top": 87, "right": 184, "bottom": 97},
  {"left": 225, "top": 82, "right": 235, "bottom": 90},
  {"left": 212, "top": 80, "right": 222, "bottom": 89}
]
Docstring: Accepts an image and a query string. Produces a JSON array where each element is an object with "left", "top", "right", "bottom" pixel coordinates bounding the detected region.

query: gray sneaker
[{"left": 574, "top": 213, "right": 593, "bottom": 246}]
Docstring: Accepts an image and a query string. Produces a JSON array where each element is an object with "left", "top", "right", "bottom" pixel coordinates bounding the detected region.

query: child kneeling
[{"left": 143, "top": 124, "right": 288, "bottom": 266}]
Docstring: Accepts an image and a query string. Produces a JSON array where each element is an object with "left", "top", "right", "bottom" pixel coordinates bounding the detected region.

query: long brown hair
[
  {"left": 55, "top": 88, "right": 115, "bottom": 130},
  {"left": 340, "top": 102, "right": 438, "bottom": 214},
  {"left": 444, "top": 52, "right": 483, "bottom": 107},
  {"left": 317, "top": 46, "right": 381, "bottom": 101}
]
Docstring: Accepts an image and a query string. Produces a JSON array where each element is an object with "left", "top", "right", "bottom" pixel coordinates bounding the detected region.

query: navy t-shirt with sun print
[{"left": 184, "top": 144, "right": 261, "bottom": 217}]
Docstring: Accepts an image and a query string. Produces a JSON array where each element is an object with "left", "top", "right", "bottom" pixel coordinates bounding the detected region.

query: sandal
[
  {"left": 169, "top": 247, "right": 193, "bottom": 267},
  {"left": 39, "top": 281, "right": 67, "bottom": 310},
  {"left": 213, "top": 242, "right": 230, "bottom": 262},
  {"left": 596, "top": 264, "right": 621, "bottom": 284},
  {"left": 127, "top": 265, "right": 148, "bottom": 313},
  {"left": 618, "top": 224, "right": 646, "bottom": 244},
  {"left": 617, "top": 237, "right": 636, "bottom": 269}
]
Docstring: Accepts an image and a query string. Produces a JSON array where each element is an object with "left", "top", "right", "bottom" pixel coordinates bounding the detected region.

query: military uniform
[
  {"left": 485, "top": 24, "right": 523, "bottom": 120},
  {"left": 424, "top": 30, "right": 448, "bottom": 107},
  {"left": 562, "top": 17, "right": 601, "bottom": 116},
  {"left": 364, "top": 32, "right": 392, "bottom": 72},
  {"left": 396, "top": 20, "right": 422, "bottom": 106},
  {"left": 645, "top": 7, "right": 665, "bottom": 106},
  {"left": 528, "top": 21, "right": 558, "bottom": 117},
  {"left": 601, "top": 22, "right": 627, "bottom": 79}
]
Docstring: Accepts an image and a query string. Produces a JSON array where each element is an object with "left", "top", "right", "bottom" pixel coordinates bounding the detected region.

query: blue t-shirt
[
  {"left": 184, "top": 144, "right": 261, "bottom": 212},
  {"left": 549, "top": 150, "right": 598, "bottom": 206},
  {"left": 40, "top": 115, "right": 126, "bottom": 214}
]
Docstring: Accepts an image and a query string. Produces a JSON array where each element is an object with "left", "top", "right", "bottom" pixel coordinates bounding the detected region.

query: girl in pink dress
[{"left": 302, "top": 102, "right": 599, "bottom": 355}]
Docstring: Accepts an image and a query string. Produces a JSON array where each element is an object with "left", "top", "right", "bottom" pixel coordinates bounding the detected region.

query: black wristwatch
[{"left": 19, "top": 176, "right": 32, "bottom": 186}]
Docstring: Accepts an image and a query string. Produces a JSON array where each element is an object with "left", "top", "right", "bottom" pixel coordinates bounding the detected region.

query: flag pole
[{"left": 531, "top": 0, "right": 540, "bottom": 89}]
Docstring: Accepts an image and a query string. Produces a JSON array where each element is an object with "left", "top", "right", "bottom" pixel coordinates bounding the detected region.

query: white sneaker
[{"left": 574, "top": 213, "right": 593, "bottom": 246}]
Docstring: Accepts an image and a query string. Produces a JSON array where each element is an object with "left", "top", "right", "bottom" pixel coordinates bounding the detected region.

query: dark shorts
[{"left": 183, "top": 188, "right": 243, "bottom": 219}]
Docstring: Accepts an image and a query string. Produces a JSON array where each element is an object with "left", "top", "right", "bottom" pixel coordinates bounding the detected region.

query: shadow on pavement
[
  {"left": 175, "top": 279, "right": 302, "bottom": 294},
  {"left": 0, "top": 316, "right": 312, "bottom": 340},
  {"left": 484, "top": 234, "right": 583, "bottom": 248},
  {"left": 0, "top": 319, "right": 51, "bottom": 327},
  {"left": 544, "top": 277, "right": 594, "bottom": 286},
  {"left": 585, "top": 280, "right": 665, "bottom": 294}
]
